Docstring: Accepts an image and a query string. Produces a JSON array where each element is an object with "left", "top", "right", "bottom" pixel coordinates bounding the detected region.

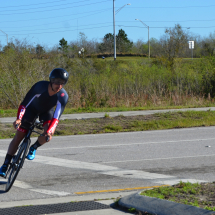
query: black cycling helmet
[{"left": 49, "top": 68, "right": 69, "bottom": 85}]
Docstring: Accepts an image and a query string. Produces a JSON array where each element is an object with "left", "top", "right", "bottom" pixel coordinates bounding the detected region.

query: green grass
[
  {"left": 2, "top": 110, "right": 215, "bottom": 139},
  {"left": 140, "top": 182, "right": 215, "bottom": 211},
  {"left": 56, "top": 110, "right": 215, "bottom": 135}
]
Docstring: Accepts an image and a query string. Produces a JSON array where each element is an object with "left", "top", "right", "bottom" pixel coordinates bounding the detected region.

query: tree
[
  {"left": 116, "top": 29, "right": 133, "bottom": 53},
  {"left": 59, "top": 38, "right": 68, "bottom": 53},
  {"left": 99, "top": 29, "right": 133, "bottom": 54},
  {"left": 36, "top": 44, "right": 45, "bottom": 55},
  {"left": 160, "top": 24, "right": 189, "bottom": 59},
  {"left": 201, "top": 32, "right": 215, "bottom": 56},
  {"left": 2, "top": 42, "right": 16, "bottom": 53},
  {"left": 99, "top": 33, "right": 114, "bottom": 53}
]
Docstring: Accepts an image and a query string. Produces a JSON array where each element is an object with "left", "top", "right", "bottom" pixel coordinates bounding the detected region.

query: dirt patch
[{"left": 171, "top": 182, "right": 215, "bottom": 210}]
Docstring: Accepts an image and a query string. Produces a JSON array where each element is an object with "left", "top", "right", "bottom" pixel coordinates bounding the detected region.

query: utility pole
[{"left": 113, "top": 0, "right": 116, "bottom": 61}]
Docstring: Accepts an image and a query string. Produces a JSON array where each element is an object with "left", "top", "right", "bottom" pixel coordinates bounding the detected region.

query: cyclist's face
[{"left": 51, "top": 78, "right": 65, "bottom": 92}]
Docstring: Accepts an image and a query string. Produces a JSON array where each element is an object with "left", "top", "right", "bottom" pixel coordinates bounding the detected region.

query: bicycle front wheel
[{"left": 5, "top": 139, "right": 29, "bottom": 192}]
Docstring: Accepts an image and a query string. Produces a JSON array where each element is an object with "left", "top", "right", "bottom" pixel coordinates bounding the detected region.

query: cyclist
[{"left": 0, "top": 68, "right": 69, "bottom": 177}]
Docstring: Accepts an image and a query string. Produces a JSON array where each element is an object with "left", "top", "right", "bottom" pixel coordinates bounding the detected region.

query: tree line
[{"left": 0, "top": 24, "right": 215, "bottom": 59}]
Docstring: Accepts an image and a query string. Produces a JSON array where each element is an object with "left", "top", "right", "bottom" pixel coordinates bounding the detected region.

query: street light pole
[
  {"left": 113, "top": 2, "right": 131, "bottom": 61},
  {"left": 113, "top": 0, "right": 116, "bottom": 61},
  {"left": 0, "top": 29, "right": 8, "bottom": 46},
  {"left": 135, "top": 19, "right": 150, "bottom": 59}
]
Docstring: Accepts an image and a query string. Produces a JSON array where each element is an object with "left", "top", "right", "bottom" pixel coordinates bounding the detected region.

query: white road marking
[
  {"left": 34, "top": 156, "right": 208, "bottom": 185},
  {"left": 0, "top": 149, "right": 207, "bottom": 194},
  {"left": 39, "top": 138, "right": 215, "bottom": 151},
  {"left": 0, "top": 178, "right": 70, "bottom": 196},
  {"left": 13, "top": 180, "right": 70, "bottom": 196},
  {"left": 29, "top": 189, "right": 70, "bottom": 196},
  {"left": 14, "top": 180, "right": 33, "bottom": 189},
  {"left": 0, "top": 150, "right": 70, "bottom": 196},
  {"left": 32, "top": 155, "right": 209, "bottom": 185},
  {"left": 34, "top": 154, "right": 175, "bottom": 180},
  {"left": 102, "top": 154, "right": 215, "bottom": 163}
]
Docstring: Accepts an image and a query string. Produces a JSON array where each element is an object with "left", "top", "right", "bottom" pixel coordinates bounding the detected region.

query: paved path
[{"left": 1, "top": 107, "right": 215, "bottom": 123}]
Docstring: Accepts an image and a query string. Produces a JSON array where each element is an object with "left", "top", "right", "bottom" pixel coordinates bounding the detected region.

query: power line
[
  {"left": 0, "top": 0, "right": 68, "bottom": 8},
  {"left": 0, "top": 0, "right": 93, "bottom": 12},
  {"left": 2, "top": 21, "right": 111, "bottom": 32},
  {"left": 0, "top": 0, "right": 111, "bottom": 16},
  {"left": 119, "top": 19, "right": 215, "bottom": 23},
  {"left": 2, "top": 17, "right": 215, "bottom": 31},
  {"left": 1, "top": 2, "right": 214, "bottom": 16},
  {"left": 0, "top": 7, "right": 111, "bottom": 24},
  {"left": 3, "top": 10, "right": 112, "bottom": 32},
  {"left": 118, "top": 25, "right": 215, "bottom": 29},
  {"left": 7, "top": 25, "right": 114, "bottom": 36},
  {"left": 1, "top": 2, "right": 214, "bottom": 10},
  {"left": 6, "top": 25, "right": 215, "bottom": 37},
  {"left": 130, "top": 5, "right": 215, "bottom": 9}
]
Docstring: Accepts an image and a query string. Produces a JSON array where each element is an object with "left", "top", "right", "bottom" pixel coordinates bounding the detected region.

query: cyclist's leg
[
  {"left": 9, "top": 108, "right": 37, "bottom": 155},
  {"left": 26, "top": 109, "right": 54, "bottom": 160},
  {"left": 0, "top": 130, "right": 26, "bottom": 177},
  {"left": 7, "top": 130, "right": 26, "bottom": 155},
  {"left": 0, "top": 109, "right": 37, "bottom": 175},
  {"left": 37, "top": 108, "right": 54, "bottom": 145}
]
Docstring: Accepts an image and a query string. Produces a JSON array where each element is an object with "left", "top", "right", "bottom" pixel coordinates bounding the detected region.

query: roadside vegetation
[
  {"left": 1, "top": 110, "right": 215, "bottom": 139},
  {"left": 1, "top": 24, "right": 215, "bottom": 111},
  {"left": 1, "top": 50, "right": 215, "bottom": 110},
  {"left": 141, "top": 181, "right": 215, "bottom": 211}
]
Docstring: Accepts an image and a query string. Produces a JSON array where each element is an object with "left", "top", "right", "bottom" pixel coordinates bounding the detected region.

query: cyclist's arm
[
  {"left": 17, "top": 105, "right": 26, "bottom": 120},
  {"left": 47, "top": 95, "right": 68, "bottom": 135},
  {"left": 17, "top": 83, "right": 38, "bottom": 120}
]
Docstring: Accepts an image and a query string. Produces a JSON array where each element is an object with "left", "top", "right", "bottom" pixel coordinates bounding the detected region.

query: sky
[{"left": 0, "top": 0, "right": 215, "bottom": 49}]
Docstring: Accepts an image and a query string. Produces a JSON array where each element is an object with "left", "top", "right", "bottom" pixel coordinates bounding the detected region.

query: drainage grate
[{"left": 0, "top": 201, "right": 110, "bottom": 215}]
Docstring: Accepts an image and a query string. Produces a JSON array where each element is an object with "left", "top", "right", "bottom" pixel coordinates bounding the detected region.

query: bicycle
[{"left": 4, "top": 119, "right": 49, "bottom": 192}]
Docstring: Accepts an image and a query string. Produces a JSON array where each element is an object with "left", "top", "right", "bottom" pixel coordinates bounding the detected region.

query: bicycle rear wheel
[{"left": 5, "top": 139, "right": 29, "bottom": 192}]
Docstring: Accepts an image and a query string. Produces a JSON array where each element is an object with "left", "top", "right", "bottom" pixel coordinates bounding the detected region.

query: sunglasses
[{"left": 51, "top": 79, "right": 66, "bottom": 85}]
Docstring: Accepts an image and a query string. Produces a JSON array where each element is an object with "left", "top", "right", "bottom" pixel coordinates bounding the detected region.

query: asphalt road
[{"left": 0, "top": 125, "right": 214, "bottom": 203}]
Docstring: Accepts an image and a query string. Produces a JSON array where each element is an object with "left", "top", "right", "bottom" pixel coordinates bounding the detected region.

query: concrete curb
[{"left": 118, "top": 192, "right": 215, "bottom": 215}]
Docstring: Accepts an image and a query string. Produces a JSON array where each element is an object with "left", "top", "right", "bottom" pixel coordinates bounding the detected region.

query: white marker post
[
  {"left": 81, "top": 48, "right": 84, "bottom": 58},
  {"left": 188, "top": 41, "right": 194, "bottom": 59}
]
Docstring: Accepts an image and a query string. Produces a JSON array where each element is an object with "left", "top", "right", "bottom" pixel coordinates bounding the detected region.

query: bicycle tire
[{"left": 5, "top": 139, "right": 29, "bottom": 192}]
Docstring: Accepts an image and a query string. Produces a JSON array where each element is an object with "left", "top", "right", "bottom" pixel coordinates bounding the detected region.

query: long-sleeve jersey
[{"left": 17, "top": 81, "right": 68, "bottom": 134}]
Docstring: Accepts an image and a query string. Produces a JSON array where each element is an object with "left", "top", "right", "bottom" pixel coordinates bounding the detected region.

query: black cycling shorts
[{"left": 18, "top": 107, "right": 54, "bottom": 132}]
